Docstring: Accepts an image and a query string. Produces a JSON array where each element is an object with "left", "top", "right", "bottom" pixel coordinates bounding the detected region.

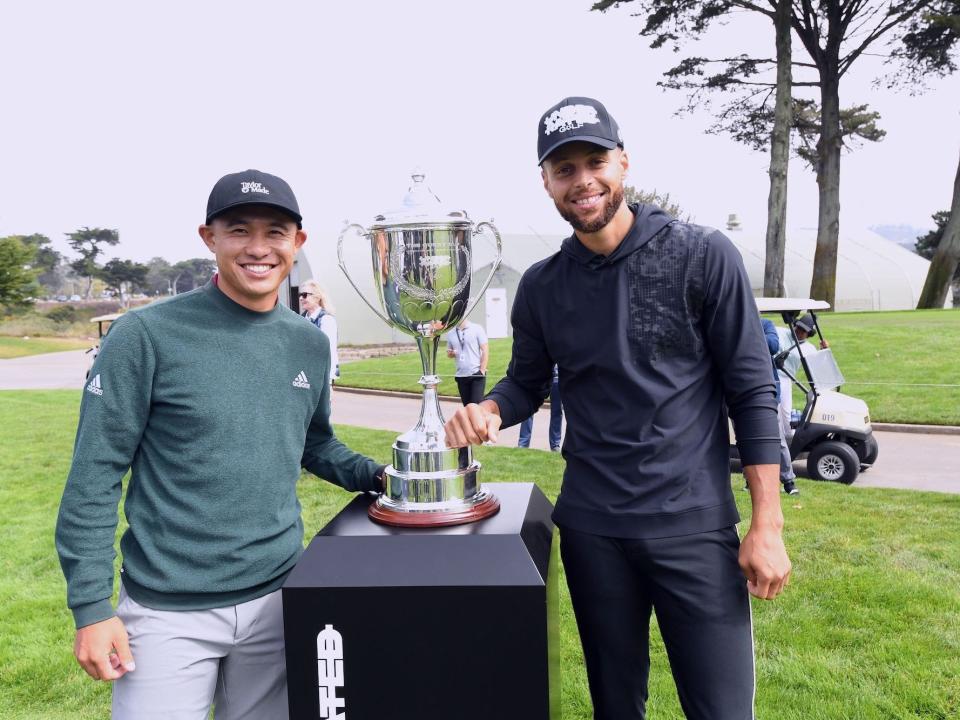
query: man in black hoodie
[{"left": 445, "top": 97, "right": 792, "bottom": 719}]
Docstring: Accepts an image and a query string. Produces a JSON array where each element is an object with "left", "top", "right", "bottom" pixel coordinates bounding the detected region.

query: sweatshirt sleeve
[
  {"left": 55, "top": 314, "right": 156, "bottom": 629},
  {"left": 700, "top": 232, "right": 780, "bottom": 466},
  {"left": 485, "top": 275, "right": 554, "bottom": 428},
  {"left": 301, "top": 378, "right": 380, "bottom": 492},
  {"left": 762, "top": 318, "right": 780, "bottom": 355}
]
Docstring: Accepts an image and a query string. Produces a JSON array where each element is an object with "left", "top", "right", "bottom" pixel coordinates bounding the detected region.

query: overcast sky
[{"left": 1, "top": 0, "right": 957, "bottom": 268}]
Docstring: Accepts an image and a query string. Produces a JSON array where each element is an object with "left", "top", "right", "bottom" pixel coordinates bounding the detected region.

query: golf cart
[
  {"left": 732, "top": 298, "right": 878, "bottom": 484},
  {"left": 85, "top": 312, "right": 122, "bottom": 380}
]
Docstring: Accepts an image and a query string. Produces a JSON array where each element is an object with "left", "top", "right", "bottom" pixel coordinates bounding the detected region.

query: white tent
[
  {"left": 304, "top": 221, "right": 947, "bottom": 344},
  {"left": 726, "top": 224, "right": 950, "bottom": 311}
]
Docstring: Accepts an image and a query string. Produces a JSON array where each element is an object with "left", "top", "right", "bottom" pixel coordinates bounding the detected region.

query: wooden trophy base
[{"left": 367, "top": 492, "right": 500, "bottom": 528}]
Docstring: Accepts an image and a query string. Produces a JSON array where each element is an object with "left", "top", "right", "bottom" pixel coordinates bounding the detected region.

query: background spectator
[
  {"left": 299, "top": 280, "right": 339, "bottom": 385},
  {"left": 774, "top": 314, "right": 827, "bottom": 439},
  {"left": 518, "top": 365, "right": 563, "bottom": 452},
  {"left": 445, "top": 319, "right": 488, "bottom": 406}
]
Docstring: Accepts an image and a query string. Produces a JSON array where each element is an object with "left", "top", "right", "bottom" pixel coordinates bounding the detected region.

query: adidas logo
[
  {"left": 292, "top": 371, "right": 311, "bottom": 389},
  {"left": 86, "top": 373, "right": 103, "bottom": 396}
]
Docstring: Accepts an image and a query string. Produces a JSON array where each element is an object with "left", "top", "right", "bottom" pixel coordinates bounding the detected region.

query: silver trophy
[{"left": 338, "top": 171, "right": 503, "bottom": 527}]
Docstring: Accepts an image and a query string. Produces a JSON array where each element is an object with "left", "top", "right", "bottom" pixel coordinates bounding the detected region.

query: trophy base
[{"left": 368, "top": 488, "right": 501, "bottom": 528}]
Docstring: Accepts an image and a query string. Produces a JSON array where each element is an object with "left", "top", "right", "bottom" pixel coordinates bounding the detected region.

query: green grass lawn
[
  {"left": 1, "top": 390, "right": 958, "bottom": 718},
  {"left": 338, "top": 309, "right": 960, "bottom": 425},
  {"left": 0, "top": 337, "right": 91, "bottom": 359}
]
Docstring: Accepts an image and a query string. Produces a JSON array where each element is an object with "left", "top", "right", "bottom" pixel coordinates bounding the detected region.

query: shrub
[{"left": 45, "top": 305, "right": 78, "bottom": 324}]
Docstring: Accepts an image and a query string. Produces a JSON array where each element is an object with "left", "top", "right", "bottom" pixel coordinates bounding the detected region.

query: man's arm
[
  {"left": 762, "top": 317, "right": 779, "bottom": 356},
  {"left": 445, "top": 277, "right": 552, "bottom": 445},
  {"left": 479, "top": 342, "right": 489, "bottom": 375},
  {"left": 740, "top": 464, "right": 791, "bottom": 599},
  {"left": 55, "top": 314, "right": 155, "bottom": 679},
  {"left": 445, "top": 398, "right": 503, "bottom": 447},
  {"left": 700, "top": 233, "right": 781, "bottom": 468},
  {"left": 700, "top": 233, "right": 790, "bottom": 600},
  {"left": 302, "top": 374, "right": 382, "bottom": 491}
]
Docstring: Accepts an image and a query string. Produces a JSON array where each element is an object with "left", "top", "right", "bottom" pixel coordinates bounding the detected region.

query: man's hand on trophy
[{"left": 444, "top": 400, "right": 502, "bottom": 447}]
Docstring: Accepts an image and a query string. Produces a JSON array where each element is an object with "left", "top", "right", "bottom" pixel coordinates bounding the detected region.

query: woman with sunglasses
[{"left": 299, "top": 280, "right": 339, "bottom": 385}]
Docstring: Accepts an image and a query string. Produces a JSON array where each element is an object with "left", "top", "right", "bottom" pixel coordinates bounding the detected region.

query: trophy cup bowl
[{"left": 338, "top": 171, "right": 503, "bottom": 527}]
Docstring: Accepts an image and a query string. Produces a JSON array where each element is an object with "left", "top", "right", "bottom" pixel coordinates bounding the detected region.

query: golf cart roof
[
  {"left": 89, "top": 313, "right": 123, "bottom": 323},
  {"left": 754, "top": 297, "right": 831, "bottom": 313}
]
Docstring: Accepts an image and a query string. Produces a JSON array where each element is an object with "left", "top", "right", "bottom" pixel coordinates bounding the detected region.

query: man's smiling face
[
  {"left": 541, "top": 142, "right": 629, "bottom": 234},
  {"left": 199, "top": 205, "right": 306, "bottom": 312}
]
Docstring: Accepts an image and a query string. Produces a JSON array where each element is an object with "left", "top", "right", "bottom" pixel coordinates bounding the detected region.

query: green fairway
[
  {"left": 338, "top": 308, "right": 960, "bottom": 425},
  {"left": 0, "top": 337, "right": 91, "bottom": 359},
  {"left": 810, "top": 309, "right": 959, "bottom": 425},
  {"left": 2, "top": 390, "right": 959, "bottom": 718}
]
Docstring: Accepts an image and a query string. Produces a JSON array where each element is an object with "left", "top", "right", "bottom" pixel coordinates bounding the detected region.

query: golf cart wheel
[
  {"left": 807, "top": 441, "right": 860, "bottom": 484},
  {"left": 859, "top": 435, "right": 879, "bottom": 470}
]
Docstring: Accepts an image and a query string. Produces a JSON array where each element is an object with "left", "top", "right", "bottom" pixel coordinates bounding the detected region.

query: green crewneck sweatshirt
[{"left": 56, "top": 281, "right": 380, "bottom": 629}]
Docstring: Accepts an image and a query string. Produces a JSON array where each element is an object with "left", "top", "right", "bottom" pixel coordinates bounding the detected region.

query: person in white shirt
[
  {"left": 775, "top": 315, "right": 828, "bottom": 438},
  {"left": 299, "top": 280, "right": 339, "bottom": 385},
  {"left": 445, "top": 320, "right": 489, "bottom": 406}
]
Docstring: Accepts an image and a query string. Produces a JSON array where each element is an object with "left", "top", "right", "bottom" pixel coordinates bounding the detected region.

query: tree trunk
[
  {"left": 763, "top": 0, "right": 792, "bottom": 298},
  {"left": 917, "top": 149, "right": 960, "bottom": 308},
  {"left": 810, "top": 68, "right": 842, "bottom": 308},
  {"left": 84, "top": 275, "right": 94, "bottom": 300}
]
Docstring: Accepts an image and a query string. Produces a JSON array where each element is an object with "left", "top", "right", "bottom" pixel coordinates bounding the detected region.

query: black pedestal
[{"left": 282, "top": 482, "right": 558, "bottom": 720}]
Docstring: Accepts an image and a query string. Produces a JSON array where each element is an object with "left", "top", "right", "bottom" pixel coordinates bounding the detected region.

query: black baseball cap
[
  {"left": 795, "top": 316, "right": 816, "bottom": 335},
  {"left": 205, "top": 169, "right": 302, "bottom": 227},
  {"left": 537, "top": 96, "right": 623, "bottom": 165}
]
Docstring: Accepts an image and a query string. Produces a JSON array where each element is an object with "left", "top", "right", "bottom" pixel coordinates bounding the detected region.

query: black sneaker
[{"left": 782, "top": 480, "right": 799, "bottom": 495}]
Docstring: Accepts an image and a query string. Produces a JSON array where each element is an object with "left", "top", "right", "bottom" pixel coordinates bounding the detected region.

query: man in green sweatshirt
[{"left": 55, "top": 169, "right": 385, "bottom": 719}]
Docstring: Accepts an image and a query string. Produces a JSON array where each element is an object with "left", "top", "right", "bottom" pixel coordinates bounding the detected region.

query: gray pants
[
  {"left": 112, "top": 584, "right": 288, "bottom": 720},
  {"left": 777, "top": 406, "right": 796, "bottom": 484}
]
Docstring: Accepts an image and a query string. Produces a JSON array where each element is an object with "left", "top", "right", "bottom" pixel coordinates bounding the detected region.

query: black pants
[
  {"left": 559, "top": 525, "right": 754, "bottom": 720},
  {"left": 454, "top": 373, "right": 486, "bottom": 406}
]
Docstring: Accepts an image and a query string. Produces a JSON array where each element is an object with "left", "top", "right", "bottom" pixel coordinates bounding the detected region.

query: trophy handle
[
  {"left": 463, "top": 220, "right": 503, "bottom": 319},
  {"left": 337, "top": 223, "right": 393, "bottom": 326}
]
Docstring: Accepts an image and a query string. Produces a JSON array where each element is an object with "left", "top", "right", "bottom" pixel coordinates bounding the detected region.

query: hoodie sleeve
[
  {"left": 485, "top": 275, "right": 554, "bottom": 428},
  {"left": 761, "top": 318, "right": 779, "bottom": 356},
  {"left": 700, "top": 232, "right": 780, "bottom": 466}
]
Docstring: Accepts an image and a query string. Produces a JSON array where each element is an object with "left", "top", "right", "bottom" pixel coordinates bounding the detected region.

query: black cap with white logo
[
  {"left": 205, "top": 169, "right": 303, "bottom": 227},
  {"left": 537, "top": 96, "right": 623, "bottom": 165}
]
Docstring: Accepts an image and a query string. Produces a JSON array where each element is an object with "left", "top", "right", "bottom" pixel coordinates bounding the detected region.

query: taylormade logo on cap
[
  {"left": 240, "top": 181, "right": 270, "bottom": 195},
  {"left": 537, "top": 96, "right": 623, "bottom": 165}
]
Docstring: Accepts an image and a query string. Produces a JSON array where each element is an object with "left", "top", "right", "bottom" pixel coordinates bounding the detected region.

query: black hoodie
[{"left": 487, "top": 204, "right": 780, "bottom": 539}]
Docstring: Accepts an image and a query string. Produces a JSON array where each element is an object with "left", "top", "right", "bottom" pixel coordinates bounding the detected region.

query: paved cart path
[
  {"left": 3, "top": 349, "right": 957, "bottom": 494},
  {"left": 0, "top": 349, "right": 91, "bottom": 390}
]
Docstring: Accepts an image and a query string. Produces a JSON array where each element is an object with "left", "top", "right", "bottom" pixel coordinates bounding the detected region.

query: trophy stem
[
  {"left": 416, "top": 334, "right": 441, "bottom": 382},
  {"left": 368, "top": 330, "right": 500, "bottom": 527}
]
